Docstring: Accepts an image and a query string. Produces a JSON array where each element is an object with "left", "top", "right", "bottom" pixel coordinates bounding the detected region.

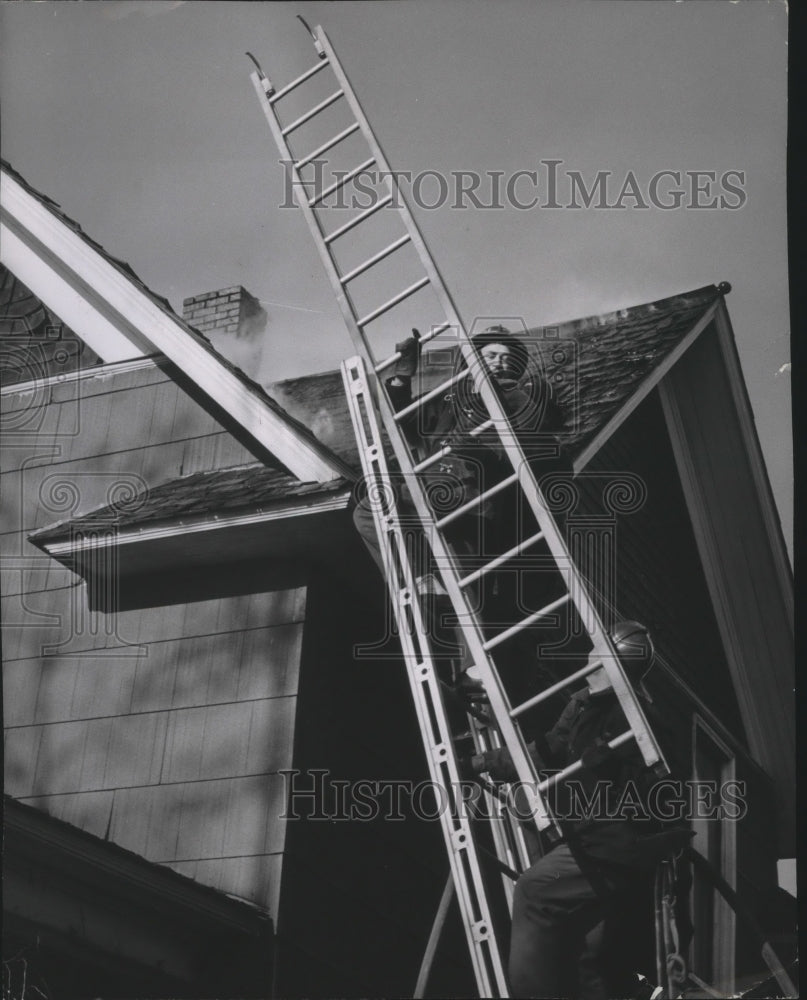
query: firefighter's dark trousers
[{"left": 509, "top": 842, "right": 636, "bottom": 999}]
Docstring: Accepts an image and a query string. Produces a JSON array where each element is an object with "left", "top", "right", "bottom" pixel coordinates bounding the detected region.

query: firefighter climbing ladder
[{"left": 248, "top": 21, "right": 668, "bottom": 996}]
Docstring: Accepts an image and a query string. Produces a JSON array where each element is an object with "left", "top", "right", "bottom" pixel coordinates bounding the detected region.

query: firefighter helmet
[
  {"left": 610, "top": 619, "right": 655, "bottom": 682},
  {"left": 471, "top": 325, "right": 530, "bottom": 379}
]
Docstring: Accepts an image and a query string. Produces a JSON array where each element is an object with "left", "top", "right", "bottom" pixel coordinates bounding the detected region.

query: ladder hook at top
[
  {"left": 245, "top": 52, "right": 275, "bottom": 96},
  {"left": 297, "top": 15, "right": 327, "bottom": 58}
]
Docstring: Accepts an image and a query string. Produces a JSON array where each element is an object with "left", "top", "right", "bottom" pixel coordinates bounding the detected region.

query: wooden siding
[
  {"left": 2, "top": 361, "right": 306, "bottom": 920},
  {"left": 660, "top": 325, "right": 795, "bottom": 854},
  {"left": 4, "top": 593, "right": 305, "bottom": 919},
  {"left": 572, "top": 388, "right": 786, "bottom": 980},
  {"left": 574, "top": 388, "right": 746, "bottom": 736}
]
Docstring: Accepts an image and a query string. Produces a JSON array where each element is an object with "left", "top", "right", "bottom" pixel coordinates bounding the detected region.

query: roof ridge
[{"left": 524, "top": 284, "right": 722, "bottom": 339}]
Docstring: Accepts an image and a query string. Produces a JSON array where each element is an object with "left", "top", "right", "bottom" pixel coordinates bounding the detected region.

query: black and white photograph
[{"left": 0, "top": 2, "right": 795, "bottom": 998}]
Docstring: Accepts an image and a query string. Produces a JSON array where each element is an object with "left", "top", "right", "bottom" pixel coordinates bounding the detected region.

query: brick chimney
[
  {"left": 182, "top": 286, "right": 267, "bottom": 339},
  {"left": 182, "top": 286, "right": 268, "bottom": 376}
]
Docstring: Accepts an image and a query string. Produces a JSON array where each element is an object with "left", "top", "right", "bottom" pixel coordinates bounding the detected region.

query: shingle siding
[
  {"left": 574, "top": 387, "right": 745, "bottom": 735},
  {"left": 2, "top": 363, "right": 304, "bottom": 920}
]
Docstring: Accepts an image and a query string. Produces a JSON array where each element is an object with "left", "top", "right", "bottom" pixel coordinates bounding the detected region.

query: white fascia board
[
  {"left": 0, "top": 168, "right": 345, "bottom": 483},
  {"left": 573, "top": 298, "right": 720, "bottom": 474},
  {"left": 712, "top": 302, "right": 793, "bottom": 618},
  {"left": 0, "top": 218, "right": 151, "bottom": 363},
  {"left": 0, "top": 355, "right": 161, "bottom": 397}
]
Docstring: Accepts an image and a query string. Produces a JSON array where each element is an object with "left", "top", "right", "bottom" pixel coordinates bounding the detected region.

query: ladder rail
[
  {"left": 313, "top": 22, "right": 666, "bottom": 774},
  {"left": 342, "top": 356, "right": 509, "bottom": 997},
  {"left": 472, "top": 726, "right": 535, "bottom": 913},
  {"left": 251, "top": 56, "right": 560, "bottom": 829},
  {"left": 373, "top": 373, "right": 559, "bottom": 833},
  {"left": 251, "top": 29, "right": 676, "bottom": 994},
  {"left": 254, "top": 25, "right": 667, "bottom": 780}
]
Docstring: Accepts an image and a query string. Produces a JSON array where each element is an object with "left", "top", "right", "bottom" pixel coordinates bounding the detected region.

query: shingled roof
[
  {"left": 525, "top": 282, "right": 727, "bottom": 457},
  {"left": 265, "top": 282, "right": 728, "bottom": 465},
  {"left": 0, "top": 265, "right": 105, "bottom": 385},
  {"left": 29, "top": 283, "right": 725, "bottom": 553},
  {"left": 30, "top": 465, "right": 351, "bottom": 547},
  {"left": 5, "top": 794, "right": 273, "bottom": 994}
]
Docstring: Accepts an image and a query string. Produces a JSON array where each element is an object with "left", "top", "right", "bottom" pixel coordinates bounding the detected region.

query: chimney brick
[{"left": 182, "top": 285, "right": 267, "bottom": 341}]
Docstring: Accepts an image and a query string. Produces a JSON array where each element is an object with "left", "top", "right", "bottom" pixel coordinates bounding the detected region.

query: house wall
[
  {"left": 275, "top": 558, "right": 476, "bottom": 999},
  {"left": 659, "top": 323, "right": 794, "bottom": 855},
  {"left": 573, "top": 388, "right": 745, "bottom": 736},
  {"left": 2, "top": 358, "right": 304, "bottom": 921},
  {"left": 571, "top": 388, "right": 787, "bottom": 988}
]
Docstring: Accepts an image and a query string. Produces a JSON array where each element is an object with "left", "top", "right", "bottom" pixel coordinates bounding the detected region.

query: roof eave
[
  {"left": 29, "top": 487, "right": 354, "bottom": 609},
  {"left": 32, "top": 486, "right": 353, "bottom": 561},
  {"left": 4, "top": 795, "right": 271, "bottom": 933}
]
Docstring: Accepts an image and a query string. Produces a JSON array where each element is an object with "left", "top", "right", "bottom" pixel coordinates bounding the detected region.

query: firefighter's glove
[
  {"left": 580, "top": 738, "right": 613, "bottom": 771},
  {"left": 469, "top": 741, "right": 541, "bottom": 782},
  {"left": 470, "top": 747, "right": 517, "bottom": 782},
  {"left": 391, "top": 329, "right": 422, "bottom": 380}
]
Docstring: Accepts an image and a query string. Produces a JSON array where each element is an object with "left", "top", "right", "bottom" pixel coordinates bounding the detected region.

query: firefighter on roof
[{"left": 352, "top": 324, "right": 570, "bottom": 685}]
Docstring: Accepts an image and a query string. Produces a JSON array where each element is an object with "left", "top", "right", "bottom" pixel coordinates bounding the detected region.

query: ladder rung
[
  {"left": 468, "top": 419, "right": 494, "bottom": 438},
  {"left": 458, "top": 530, "right": 545, "bottom": 589},
  {"left": 435, "top": 472, "right": 519, "bottom": 529},
  {"left": 510, "top": 660, "right": 604, "bottom": 718},
  {"left": 281, "top": 88, "right": 344, "bottom": 136},
  {"left": 324, "top": 193, "right": 393, "bottom": 244},
  {"left": 341, "top": 234, "right": 411, "bottom": 284},
  {"left": 269, "top": 57, "right": 330, "bottom": 103},
  {"left": 309, "top": 157, "right": 376, "bottom": 208},
  {"left": 411, "top": 419, "right": 492, "bottom": 474},
  {"left": 410, "top": 417, "right": 493, "bottom": 470},
  {"left": 413, "top": 443, "right": 452, "bottom": 473},
  {"left": 393, "top": 368, "right": 470, "bottom": 422},
  {"left": 375, "top": 322, "right": 451, "bottom": 373},
  {"left": 404, "top": 423, "right": 494, "bottom": 476},
  {"left": 537, "top": 730, "right": 633, "bottom": 793},
  {"left": 357, "top": 276, "right": 430, "bottom": 327},
  {"left": 296, "top": 122, "right": 361, "bottom": 170},
  {"left": 482, "top": 593, "right": 571, "bottom": 652}
]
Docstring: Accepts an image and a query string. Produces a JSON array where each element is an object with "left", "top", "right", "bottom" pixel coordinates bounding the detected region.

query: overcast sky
[{"left": 0, "top": 0, "right": 790, "bottom": 547}]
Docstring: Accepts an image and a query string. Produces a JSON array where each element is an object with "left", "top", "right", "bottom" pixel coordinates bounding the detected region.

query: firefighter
[
  {"left": 473, "top": 621, "right": 692, "bottom": 999},
  {"left": 352, "top": 325, "right": 569, "bottom": 679}
]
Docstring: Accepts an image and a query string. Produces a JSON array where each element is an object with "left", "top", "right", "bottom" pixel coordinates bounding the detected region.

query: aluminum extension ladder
[{"left": 248, "top": 21, "right": 668, "bottom": 996}]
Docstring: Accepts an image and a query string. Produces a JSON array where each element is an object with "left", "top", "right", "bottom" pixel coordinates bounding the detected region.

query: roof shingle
[
  {"left": 29, "top": 284, "right": 724, "bottom": 549},
  {"left": 30, "top": 465, "right": 350, "bottom": 545}
]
